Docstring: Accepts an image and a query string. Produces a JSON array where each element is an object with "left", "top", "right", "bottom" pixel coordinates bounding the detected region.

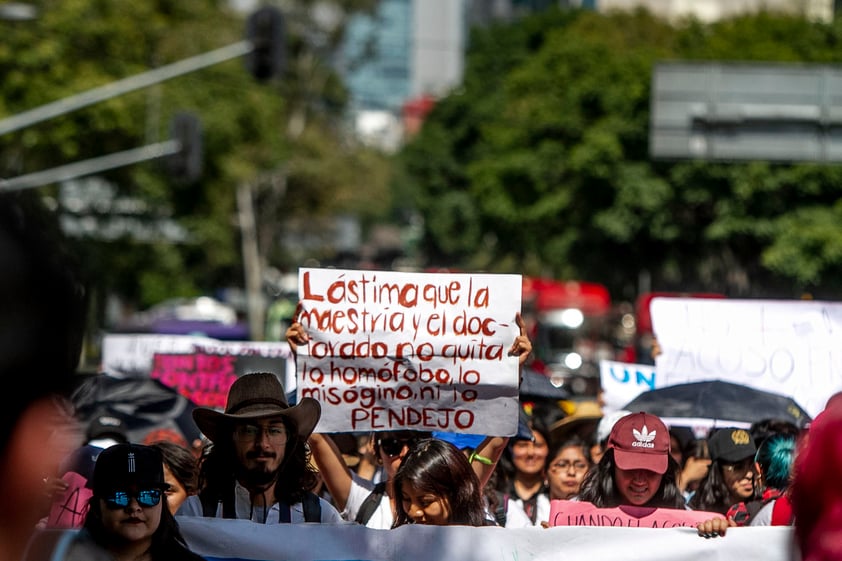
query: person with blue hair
[
  {"left": 744, "top": 433, "right": 797, "bottom": 526},
  {"left": 699, "top": 431, "right": 798, "bottom": 536}
]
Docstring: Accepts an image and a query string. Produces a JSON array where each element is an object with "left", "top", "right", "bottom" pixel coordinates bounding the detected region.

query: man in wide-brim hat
[{"left": 177, "top": 372, "right": 344, "bottom": 524}]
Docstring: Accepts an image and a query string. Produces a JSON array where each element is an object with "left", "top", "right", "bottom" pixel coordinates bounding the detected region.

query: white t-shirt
[
  {"left": 343, "top": 473, "right": 393, "bottom": 529},
  {"left": 749, "top": 500, "right": 774, "bottom": 526},
  {"left": 503, "top": 493, "right": 552, "bottom": 528},
  {"left": 178, "top": 480, "right": 346, "bottom": 524}
]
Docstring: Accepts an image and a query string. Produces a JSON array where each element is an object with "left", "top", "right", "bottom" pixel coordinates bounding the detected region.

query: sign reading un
[{"left": 650, "top": 61, "right": 842, "bottom": 163}]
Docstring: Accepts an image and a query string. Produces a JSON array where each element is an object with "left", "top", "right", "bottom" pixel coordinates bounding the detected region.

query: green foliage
[
  {"left": 398, "top": 6, "right": 842, "bottom": 298},
  {"left": 0, "top": 0, "right": 392, "bottom": 318}
]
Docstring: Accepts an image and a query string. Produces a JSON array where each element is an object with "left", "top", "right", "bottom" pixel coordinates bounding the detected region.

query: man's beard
[{"left": 237, "top": 458, "right": 280, "bottom": 487}]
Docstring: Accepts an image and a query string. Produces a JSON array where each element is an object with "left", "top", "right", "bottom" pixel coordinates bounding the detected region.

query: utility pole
[{"left": 237, "top": 180, "right": 265, "bottom": 341}]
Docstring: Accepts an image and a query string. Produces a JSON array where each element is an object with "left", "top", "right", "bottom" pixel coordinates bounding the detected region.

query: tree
[
  {"left": 398, "top": 7, "right": 842, "bottom": 300},
  {"left": 0, "top": 0, "right": 391, "bottom": 339}
]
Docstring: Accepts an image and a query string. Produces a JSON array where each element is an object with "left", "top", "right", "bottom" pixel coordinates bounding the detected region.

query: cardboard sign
[
  {"left": 46, "top": 472, "right": 91, "bottom": 529},
  {"left": 548, "top": 500, "right": 724, "bottom": 528},
  {"left": 295, "top": 268, "right": 522, "bottom": 435}
]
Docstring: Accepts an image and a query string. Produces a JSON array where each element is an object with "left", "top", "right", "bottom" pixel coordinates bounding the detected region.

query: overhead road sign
[{"left": 650, "top": 61, "right": 842, "bottom": 163}]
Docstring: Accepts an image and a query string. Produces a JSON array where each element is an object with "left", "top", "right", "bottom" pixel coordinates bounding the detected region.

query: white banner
[
  {"left": 177, "top": 517, "right": 794, "bottom": 561},
  {"left": 295, "top": 268, "right": 522, "bottom": 435},
  {"left": 651, "top": 297, "right": 842, "bottom": 418}
]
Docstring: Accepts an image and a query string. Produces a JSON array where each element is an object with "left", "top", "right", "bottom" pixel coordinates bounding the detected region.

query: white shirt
[
  {"left": 503, "top": 493, "right": 552, "bottom": 528},
  {"left": 749, "top": 500, "right": 774, "bottom": 526},
  {"left": 343, "top": 473, "right": 393, "bottom": 529},
  {"left": 178, "top": 480, "right": 345, "bottom": 524}
]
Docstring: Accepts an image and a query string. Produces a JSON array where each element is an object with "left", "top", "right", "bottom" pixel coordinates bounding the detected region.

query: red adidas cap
[{"left": 607, "top": 412, "right": 670, "bottom": 474}]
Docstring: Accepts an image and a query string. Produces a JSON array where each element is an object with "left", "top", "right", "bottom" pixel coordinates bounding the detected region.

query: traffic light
[
  {"left": 168, "top": 112, "right": 202, "bottom": 183},
  {"left": 245, "top": 6, "right": 285, "bottom": 81}
]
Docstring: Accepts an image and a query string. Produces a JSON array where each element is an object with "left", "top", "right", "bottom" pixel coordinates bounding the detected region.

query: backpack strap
[
  {"left": 201, "top": 490, "right": 321, "bottom": 523},
  {"left": 302, "top": 491, "right": 322, "bottom": 523},
  {"left": 355, "top": 481, "right": 388, "bottom": 525},
  {"left": 493, "top": 490, "right": 509, "bottom": 527},
  {"left": 200, "top": 491, "right": 231, "bottom": 518}
]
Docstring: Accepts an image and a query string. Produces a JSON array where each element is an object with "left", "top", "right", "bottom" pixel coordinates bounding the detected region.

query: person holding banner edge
[
  {"left": 287, "top": 304, "right": 533, "bottom": 528},
  {"left": 550, "top": 411, "right": 731, "bottom": 535}
]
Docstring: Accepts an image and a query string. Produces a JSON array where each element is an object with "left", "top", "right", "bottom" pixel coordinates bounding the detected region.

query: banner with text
[
  {"left": 295, "top": 268, "right": 522, "bottom": 435},
  {"left": 652, "top": 297, "right": 842, "bottom": 418},
  {"left": 599, "top": 359, "right": 658, "bottom": 414},
  {"left": 548, "top": 500, "right": 723, "bottom": 528},
  {"left": 102, "top": 334, "right": 296, "bottom": 409},
  {"left": 173, "top": 517, "right": 792, "bottom": 561}
]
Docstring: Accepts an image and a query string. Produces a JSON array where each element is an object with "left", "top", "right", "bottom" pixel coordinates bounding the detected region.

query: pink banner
[{"left": 549, "top": 500, "right": 723, "bottom": 528}]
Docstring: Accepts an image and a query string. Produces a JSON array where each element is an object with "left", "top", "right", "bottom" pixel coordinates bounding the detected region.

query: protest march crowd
[{"left": 4, "top": 190, "right": 842, "bottom": 561}]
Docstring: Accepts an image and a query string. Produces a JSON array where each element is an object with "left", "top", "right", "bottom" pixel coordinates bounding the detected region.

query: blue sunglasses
[{"left": 104, "top": 489, "right": 162, "bottom": 509}]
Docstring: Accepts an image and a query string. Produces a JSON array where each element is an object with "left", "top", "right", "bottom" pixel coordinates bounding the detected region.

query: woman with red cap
[{"left": 577, "top": 411, "right": 685, "bottom": 509}]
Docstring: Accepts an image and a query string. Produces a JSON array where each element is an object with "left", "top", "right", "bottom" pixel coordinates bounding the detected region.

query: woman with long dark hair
[
  {"left": 688, "top": 428, "right": 757, "bottom": 515},
  {"left": 392, "top": 438, "right": 490, "bottom": 527},
  {"left": 577, "top": 412, "right": 685, "bottom": 509}
]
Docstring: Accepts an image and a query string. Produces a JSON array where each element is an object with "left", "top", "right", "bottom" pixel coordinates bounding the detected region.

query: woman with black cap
[
  {"left": 63, "top": 443, "right": 205, "bottom": 561},
  {"left": 688, "top": 427, "right": 758, "bottom": 515}
]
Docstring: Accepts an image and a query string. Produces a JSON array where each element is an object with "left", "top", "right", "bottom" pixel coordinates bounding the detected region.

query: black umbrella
[
  {"left": 71, "top": 373, "right": 202, "bottom": 447},
  {"left": 622, "top": 380, "right": 811, "bottom": 429},
  {"left": 519, "top": 368, "right": 571, "bottom": 400}
]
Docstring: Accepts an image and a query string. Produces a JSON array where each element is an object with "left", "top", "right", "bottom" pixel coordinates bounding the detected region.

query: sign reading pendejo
[{"left": 296, "top": 268, "right": 522, "bottom": 435}]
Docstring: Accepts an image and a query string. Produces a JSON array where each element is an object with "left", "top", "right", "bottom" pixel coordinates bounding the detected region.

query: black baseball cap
[
  {"left": 86, "top": 415, "right": 128, "bottom": 444},
  {"left": 708, "top": 428, "right": 757, "bottom": 463},
  {"left": 92, "top": 443, "right": 166, "bottom": 496}
]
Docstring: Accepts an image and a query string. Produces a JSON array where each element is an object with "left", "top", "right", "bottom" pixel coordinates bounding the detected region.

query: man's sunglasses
[
  {"left": 378, "top": 437, "right": 416, "bottom": 457},
  {"left": 104, "top": 489, "right": 162, "bottom": 509}
]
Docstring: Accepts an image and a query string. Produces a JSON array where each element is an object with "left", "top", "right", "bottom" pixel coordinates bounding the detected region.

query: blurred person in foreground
[
  {"left": 0, "top": 192, "right": 88, "bottom": 561},
  {"left": 791, "top": 392, "right": 842, "bottom": 561}
]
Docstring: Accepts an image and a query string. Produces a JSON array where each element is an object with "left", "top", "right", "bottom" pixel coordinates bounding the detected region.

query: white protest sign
[
  {"left": 599, "top": 360, "right": 657, "bottom": 414},
  {"left": 651, "top": 297, "right": 842, "bottom": 418},
  {"left": 295, "top": 268, "right": 522, "bottom": 435},
  {"left": 101, "top": 333, "right": 215, "bottom": 378}
]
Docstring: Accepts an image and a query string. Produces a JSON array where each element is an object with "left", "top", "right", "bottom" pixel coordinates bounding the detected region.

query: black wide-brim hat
[{"left": 192, "top": 372, "right": 320, "bottom": 443}]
